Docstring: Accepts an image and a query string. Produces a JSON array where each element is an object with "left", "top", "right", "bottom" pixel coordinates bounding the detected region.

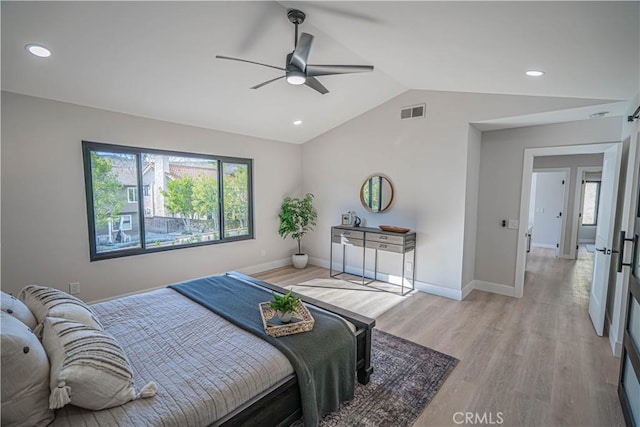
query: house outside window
[{"left": 82, "top": 141, "right": 254, "bottom": 261}]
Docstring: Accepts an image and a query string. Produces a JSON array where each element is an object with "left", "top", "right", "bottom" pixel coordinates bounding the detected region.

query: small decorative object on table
[
  {"left": 378, "top": 225, "right": 411, "bottom": 233},
  {"left": 260, "top": 292, "right": 315, "bottom": 337}
]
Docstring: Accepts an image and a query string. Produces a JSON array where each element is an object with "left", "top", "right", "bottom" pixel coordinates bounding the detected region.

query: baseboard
[
  {"left": 462, "top": 281, "right": 475, "bottom": 299},
  {"left": 238, "top": 258, "right": 291, "bottom": 275},
  {"left": 309, "top": 257, "right": 464, "bottom": 300},
  {"left": 606, "top": 313, "right": 623, "bottom": 357},
  {"left": 472, "top": 280, "right": 515, "bottom": 297},
  {"left": 414, "top": 281, "right": 463, "bottom": 301}
]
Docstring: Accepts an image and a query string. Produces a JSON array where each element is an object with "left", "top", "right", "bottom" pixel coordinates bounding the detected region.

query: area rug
[{"left": 292, "top": 329, "right": 458, "bottom": 427}]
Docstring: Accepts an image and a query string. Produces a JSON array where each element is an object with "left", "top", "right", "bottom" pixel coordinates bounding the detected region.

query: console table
[{"left": 330, "top": 225, "right": 416, "bottom": 295}]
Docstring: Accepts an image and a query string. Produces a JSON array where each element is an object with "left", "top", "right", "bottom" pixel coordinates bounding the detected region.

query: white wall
[
  {"left": 462, "top": 125, "right": 482, "bottom": 288},
  {"left": 532, "top": 154, "right": 603, "bottom": 254},
  {"left": 1, "top": 92, "right": 302, "bottom": 302},
  {"left": 530, "top": 171, "right": 565, "bottom": 248},
  {"left": 476, "top": 117, "right": 623, "bottom": 287}
]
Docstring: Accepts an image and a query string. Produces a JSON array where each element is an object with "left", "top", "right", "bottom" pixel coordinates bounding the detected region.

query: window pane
[
  {"left": 90, "top": 151, "right": 141, "bottom": 254},
  {"left": 223, "top": 162, "right": 249, "bottom": 238},
  {"left": 582, "top": 182, "right": 600, "bottom": 225},
  {"left": 142, "top": 154, "right": 219, "bottom": 247},
  {"left": 630, "top": 296, "right": 640, "bottom": 351},
  {"left": 623, "top": 355, "right": 640, "bottom": 424}
]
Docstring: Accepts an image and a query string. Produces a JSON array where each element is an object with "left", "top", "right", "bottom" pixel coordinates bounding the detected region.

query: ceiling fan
[{"left": 216, "top": 9, "right": 374, "bottom": 95}]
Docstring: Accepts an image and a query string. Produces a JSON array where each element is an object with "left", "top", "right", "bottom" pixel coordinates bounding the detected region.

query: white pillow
[
  {"left": 1, "top": 291, "right": 37, "bottom": 329},
  {"left": 19, "top": 285, "right": 103, "bottom": 334},
  {"left": 0, "top": 313, "right": 54, "bottom": 427},
  {"left": 42, "top": 317, "right": 157, "bottom": 411}
]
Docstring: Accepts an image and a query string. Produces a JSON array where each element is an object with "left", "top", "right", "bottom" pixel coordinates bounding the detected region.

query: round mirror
[{"left": 360, "top": 174, "right": 394, "bottom": 212}]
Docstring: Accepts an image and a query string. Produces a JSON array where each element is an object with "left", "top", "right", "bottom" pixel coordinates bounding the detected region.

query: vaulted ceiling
[{"left": 2, "top": 1, "right": 638, "bottom": 143}]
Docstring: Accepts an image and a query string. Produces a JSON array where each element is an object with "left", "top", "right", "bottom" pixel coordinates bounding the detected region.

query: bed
[{"left": 47, "top": 272, "right": 376, "bottom": 426}]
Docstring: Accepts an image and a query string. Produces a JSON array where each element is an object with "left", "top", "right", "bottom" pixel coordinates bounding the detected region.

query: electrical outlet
[
  {"left": 69, "top": 282, "right": 80, "bottom": 295},
  {"left": 406, "top": 262, "right": 412, "bottom": 272},
  {"left": 260, "top": 249, "right": 266, "bottom": 257}
]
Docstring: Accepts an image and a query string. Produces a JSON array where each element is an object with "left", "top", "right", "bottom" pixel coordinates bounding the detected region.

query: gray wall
[
  {"left": 476, "top": 118, "right": 623, "bottom": 287},
  {"left": 1, "top": 92, "right": 302, "bottom": 302}
]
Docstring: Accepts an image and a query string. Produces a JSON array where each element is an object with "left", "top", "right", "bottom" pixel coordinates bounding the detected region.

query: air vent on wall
[{"left": 400, "top": 103, "right": 426, "bottom": 120}]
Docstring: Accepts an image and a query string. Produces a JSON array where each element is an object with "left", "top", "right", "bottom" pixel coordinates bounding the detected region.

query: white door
[
  {"left": 589, "top": 143, "right": 623, "bottom": 336},
  {"left": 531, "top": 172, "right": 566, "bottom": 257}
]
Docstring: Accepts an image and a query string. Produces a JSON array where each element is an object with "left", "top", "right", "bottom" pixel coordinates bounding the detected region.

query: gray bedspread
[
  {"left": 51, "top": 288, "right": 294, "bottom": 426},
  {"left": 169, "top": 274, "right": 356, "bottom": 427}
]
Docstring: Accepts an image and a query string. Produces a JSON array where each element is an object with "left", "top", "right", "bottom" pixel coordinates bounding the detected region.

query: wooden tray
[
  {"left": 259, "top": 300, "right": 315, "bottom": 337},
  {"left": 379, "top": 225, "right": 411, "bottom": 233}
]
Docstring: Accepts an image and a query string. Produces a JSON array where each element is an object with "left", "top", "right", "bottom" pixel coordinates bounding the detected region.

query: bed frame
[{"left": 216, "top": 272, "right": 376, "bottom": 427}]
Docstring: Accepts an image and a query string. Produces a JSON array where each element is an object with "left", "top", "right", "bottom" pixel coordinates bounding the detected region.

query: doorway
[
  {"left": 516, "top": 143, "right": 623, "bottom": 336},
  {"left": 530, "top": 169, "right": 570, "bottom": 257},
  {"left": 572, "top": 167, "right": 603, "bottom": 259}
]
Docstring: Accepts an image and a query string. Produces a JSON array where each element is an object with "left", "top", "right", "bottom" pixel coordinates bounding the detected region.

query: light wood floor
[{"left": 255, "top": 247, "right": 624, "bottom": 426}]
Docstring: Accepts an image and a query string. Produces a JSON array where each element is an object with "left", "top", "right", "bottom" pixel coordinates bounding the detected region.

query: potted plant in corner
[
  {"left": 270, "top": 291, "right": 301, "bottom": 323},
  {"left": 278, "top": 193, "right": 318, "bottom": 269}
]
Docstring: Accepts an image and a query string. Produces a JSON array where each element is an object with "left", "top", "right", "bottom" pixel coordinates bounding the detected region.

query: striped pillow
[
  {"left": 41, "top": 317, "right": 156, "bottom": 410},
  {"left": 19, "top": 286, "right": 102, "bottom": 335}
]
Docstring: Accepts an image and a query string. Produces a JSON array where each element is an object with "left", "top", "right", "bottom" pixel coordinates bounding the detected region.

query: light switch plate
[{"left": 508, "top": 220, "right": 519, "bottom": 229}]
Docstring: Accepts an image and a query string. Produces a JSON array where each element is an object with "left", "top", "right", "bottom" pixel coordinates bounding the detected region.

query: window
[
  {"left": 83, "top": 141, "right": 254, "bottom": 261},
  {"left": 582, "top": 181, "right": 601, "bottom": 226},
  {"left": 127, "top": 187, "right": 138, "bottom": 203},
  {"left": 119, "top": 214, "right": 132, "bottom": 231}
]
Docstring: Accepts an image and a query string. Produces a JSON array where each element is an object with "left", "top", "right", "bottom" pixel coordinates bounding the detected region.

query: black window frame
[
  {"left": 582, "top": 180, "right": 601, "bottom": 226},
  {"left": 82, "top": 140, "right": 254, "bottom": 261}
]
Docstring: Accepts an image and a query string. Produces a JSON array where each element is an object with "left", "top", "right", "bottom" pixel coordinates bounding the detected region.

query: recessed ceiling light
[
  {"left": 293, "top": 120, "right": 302, "bottom": 126},
  {"left": 525, "top": 70, "right": 545, "bottom": 77},
  {"left": 25, "top": 44, "right": 51, "bottom": 58}
]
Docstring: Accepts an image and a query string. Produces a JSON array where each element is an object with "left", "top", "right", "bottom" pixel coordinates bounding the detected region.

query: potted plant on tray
[
  {"left": 270, "top": 291, "right": 301, "bottom": 323},
  {"left": 278, "top": 193, "right": 318, "bottom": 269}
]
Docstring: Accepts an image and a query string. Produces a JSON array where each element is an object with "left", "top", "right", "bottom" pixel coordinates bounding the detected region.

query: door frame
[
  {"left": 571, "top": 166, "right": 603, "bottom": 259},
  {"left": 531, "top": 168, "right": 571, "bottom": 257},
  {"left": 515, "top": 142, "right": 623, "bottom": 299}
]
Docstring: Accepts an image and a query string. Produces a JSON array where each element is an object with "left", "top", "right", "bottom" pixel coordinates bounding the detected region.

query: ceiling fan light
[{"left": 286, "top": 71, "right": 306, "bottom": 85}]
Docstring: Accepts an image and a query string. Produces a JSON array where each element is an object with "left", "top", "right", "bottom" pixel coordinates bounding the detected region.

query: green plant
[
  {"left": 270, "top": 291, "right": 301, "bottom": 314},
  {"left": 278, "top": 193, "right": 318, "bottom": 255}
]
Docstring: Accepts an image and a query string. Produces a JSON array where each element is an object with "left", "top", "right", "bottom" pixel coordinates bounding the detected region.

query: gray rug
[{"left": 292, "top": 329, "right": 458, "bottom": 426}]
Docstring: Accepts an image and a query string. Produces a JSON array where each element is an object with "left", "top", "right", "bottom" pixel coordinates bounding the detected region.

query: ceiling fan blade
[
  {"left": 304, "top": 77, "right": 329, "bottom": 95},
  {"left": 216, "top": 55, "right": 285, "bottom": 72},
  {"left": 290, "top": 33, "right": 314, "bottom": 71},
  {"left": 251, "top": 75, "right": 285, "bottom": 90},
  {"left": 306, "top": 64, "right": 374, "bottom": 77}
]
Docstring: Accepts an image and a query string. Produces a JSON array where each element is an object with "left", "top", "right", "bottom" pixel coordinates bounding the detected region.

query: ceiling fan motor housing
[{"left": 287, "top": 9, "right": 306, "bottom": 25}]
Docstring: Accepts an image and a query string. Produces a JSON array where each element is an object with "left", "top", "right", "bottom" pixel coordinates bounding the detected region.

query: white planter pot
[
  {"left": 292, "top": 253, "right": 308, "bottom": 269},
  {"left": 277, "top": 310, "right": 294, "bottom": 323}
]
